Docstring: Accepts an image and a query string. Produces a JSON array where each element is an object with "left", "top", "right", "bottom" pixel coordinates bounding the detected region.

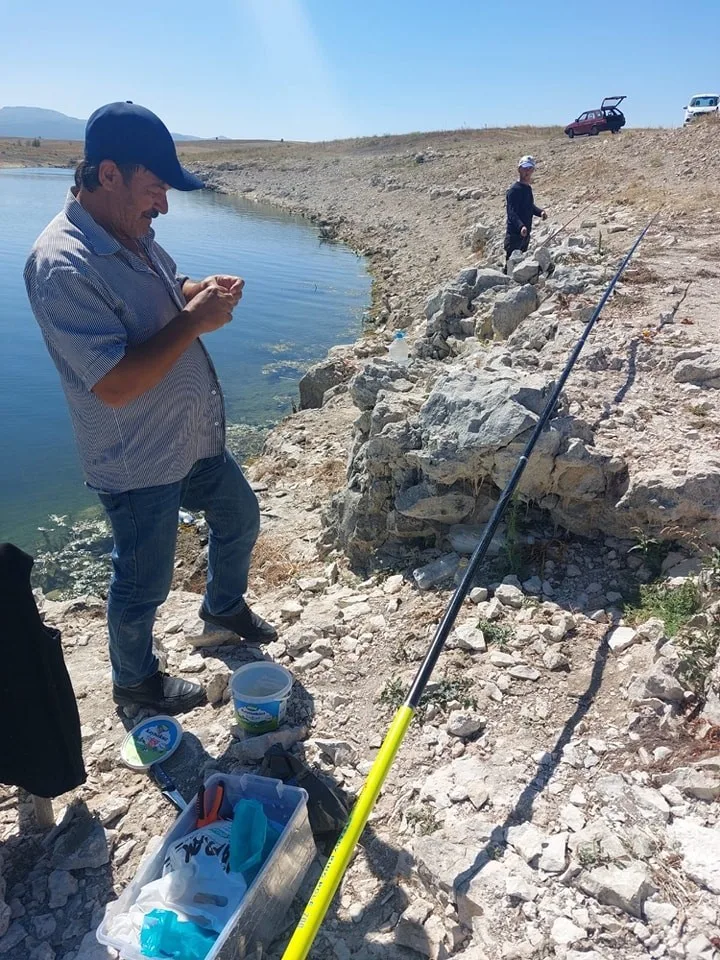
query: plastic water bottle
[{"left": 388, "top": 331, "right": 410, "bottom": 367}]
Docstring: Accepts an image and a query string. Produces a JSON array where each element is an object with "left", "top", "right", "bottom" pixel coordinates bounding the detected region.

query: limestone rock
[
  {"left": 349, "top": 360, "right": 413, "bottom": 411},
  {"left": 543, "top": 649, "right": 570, "bottom": 671},
  {"left": 673, "top": 352, "right": 720, "bottom": 385},
  {"left": 551, "top": 916, "right": 587, "bottom": 947},
  {"left": 539, "top": 832, "right": 568, "bottom": 873},
  {"left": 453, "top": 623, "right": 487, "bottom": 653},
  {"left": 495, "top": 584, "right": 524, "bottom": 609},
  {"left": 511, "top": 260, "right": 541, "bottom": 285},
  {"left": 394, "top": 900, "right": 449, "bottom": 959},
  {"left": 280, "top": 600, "right": 304, "bottom": 622},
  {"left": 0, "top": 923, "right": 27, "bottom": 955},
  {"left": 578, "top": 862, "right": 656, "bottom": 917},
  {"left": 74, "top": 929, "right": 116, "bottom": 959},
  {"left": 425, "top": 283, "right": 473, "bottom": 323},
  {"left": 506, "top": 822, "right": 546, "bottom": 866},
  {"left": 656, "top": 762, "right": 720, "bottom": 801},
  {"left": 608, "top": 626, "right": 637, "bottom": 653},
  {"left": 230, "top": 726, "right": 307, "bottom": 761},
  {"left": 701, "top": 647, "right": 720, "bottom": 726},
  {"left": 668, "top": 818, "right": 720, "bottom": 893},
  {"left": 51, "top": 817, "right": 111, "bottom": 871},
  {"left": 396, "top": 482, "right": 475, "bottom": 523},
  {"left": 457, "top": 851, "right": 534, "bottom": 928},
  {"left": 446, "top": 711, "right": 486, "bottom": 738},
  {"left": 299, "top": 356, "right": 354, "bottom": 409},
  {"left": 491, "top": 284, "right": 538, "bottom": 339},
  {"left": 420, "top": 757, "right": 490, "bottom": 810},
  {"left": 465, "top": 224, "right": 494, "bottom": 253},
  {"left": 472, "top": 268, "right": 512, "bottom": 296},
  {"left": 628, "top": 664, "right": 685, "bottom": 704},
  {"left": 312, "top": 738, "right": 357, "bottom": 766}
]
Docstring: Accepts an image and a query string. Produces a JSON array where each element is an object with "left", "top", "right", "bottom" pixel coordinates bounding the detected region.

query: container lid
[
  {"left": 120, "top": 715, "right": 183, "bottom": 771},
  {"left": 393, "top": 331, "right": 406, "bottom": 339}
]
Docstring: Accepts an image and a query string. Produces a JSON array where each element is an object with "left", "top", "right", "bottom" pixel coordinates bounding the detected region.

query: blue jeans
[{"left": 97, "top": 452, "right": 260, "bottom": 687}]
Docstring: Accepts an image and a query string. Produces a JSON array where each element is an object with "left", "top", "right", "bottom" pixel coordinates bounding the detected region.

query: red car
[{"left": 565, "top": 96, "right": 627, "bottom": 138}]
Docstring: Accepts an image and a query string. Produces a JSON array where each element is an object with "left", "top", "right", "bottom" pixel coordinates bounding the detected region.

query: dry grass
[
  {"left": 308, "top": 457, "right": 347, "bottom": 494},
  {"left": 250, "top": 531, "right": 302, "bottom": 589}
]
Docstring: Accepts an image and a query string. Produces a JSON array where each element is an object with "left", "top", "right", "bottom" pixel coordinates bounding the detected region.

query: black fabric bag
[
  {"left": 0, "top": 543, "right": 86, "bottom": 798},
  {"left": 259, "top": 745, "right": 348, "bottom": 851}
]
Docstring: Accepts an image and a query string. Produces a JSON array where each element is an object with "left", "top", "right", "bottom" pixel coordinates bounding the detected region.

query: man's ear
[{"left": 97, "top": 160, "right": 124, "bottom": 192}]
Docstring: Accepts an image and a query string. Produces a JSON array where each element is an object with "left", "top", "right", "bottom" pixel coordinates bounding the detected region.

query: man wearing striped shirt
[{"left": 25, "top": 102, "right": 277, "bottom": 715}]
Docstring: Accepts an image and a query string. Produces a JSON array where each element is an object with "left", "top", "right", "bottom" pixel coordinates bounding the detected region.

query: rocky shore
[{"left": 2, "top": 123, "right": 720, "bottom": 960}]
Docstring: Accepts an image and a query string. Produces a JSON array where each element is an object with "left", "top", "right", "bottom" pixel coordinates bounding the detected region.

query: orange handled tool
[{"left": 196, "top": 781, "right": 225, "bottom": 827}]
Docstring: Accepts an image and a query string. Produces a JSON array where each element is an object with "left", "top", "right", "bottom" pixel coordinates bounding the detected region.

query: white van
[{"left": 683, "top": 94, "right": 719, "bottom": 125}]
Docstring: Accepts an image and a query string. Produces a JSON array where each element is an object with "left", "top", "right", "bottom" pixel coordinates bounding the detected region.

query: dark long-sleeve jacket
[{"left": 505, "top": 181, "right": 543, "bottom": 238}]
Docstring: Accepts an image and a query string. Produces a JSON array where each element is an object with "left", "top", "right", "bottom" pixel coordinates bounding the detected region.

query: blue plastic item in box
[
  {"left": 140, "top": 909, "right": 217, "bottom": 960},
  {"left": 229, "top": 799, "right": 266, "bottom": 876}
]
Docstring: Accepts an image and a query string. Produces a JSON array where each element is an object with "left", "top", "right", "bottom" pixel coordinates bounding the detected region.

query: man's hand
[
  {"left": 183, "top": 283, "right": 237, "bottom": 335},
  {"left": 541, "top": 210, "right": 548, "bottom": 221},
  {"left": 184, "top": 275, "right": 244, "bottom": 306},
  {"left": 520, "top": 226, "right": 528, "bottom": 238}
]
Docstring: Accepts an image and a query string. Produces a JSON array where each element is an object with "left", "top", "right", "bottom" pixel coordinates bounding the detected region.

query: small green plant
[
  {"left": 405, "top": 807, "right": 441, "bottom": 835},
  {"left": 628, "top": 530, "right": 672, "bottom": 578},
  {"left": 501, "top": 497, "right": 527, "bottom": 576},
  {"left": 703, "top": 547, "right": 720, "bottom": 584},
  {"left": 478, "top": 618, "right": 515, "bottom": 649},
  {"left": 577, "top": 839, "right": 610, "bottom": 868},
  {"left": 422, "top": 677, "right": 478, "bottom": 712},
  {"left": 378, "top": 675, "right": 478, "bottom": 718},
  {"left": 379, "top": 678, "right": 405, "bottom": 711},
  {"left": 677, "top": 625, "right": 720, "bottom": 698},
  {"left": 626, "top": 580, "right": 700, "bottom": 637}
]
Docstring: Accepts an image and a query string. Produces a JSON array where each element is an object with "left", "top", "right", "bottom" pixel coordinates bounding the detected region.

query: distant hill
[{"left": 0, "top": 106, "right": 201, "bottom": 141}]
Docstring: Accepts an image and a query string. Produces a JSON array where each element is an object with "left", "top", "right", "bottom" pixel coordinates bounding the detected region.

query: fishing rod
[
  {"left": 538, "top": 206, "right": 590, "bottom": 249},
  {"left": 281, "top": 212, "right": 660, "bottom": 960}
]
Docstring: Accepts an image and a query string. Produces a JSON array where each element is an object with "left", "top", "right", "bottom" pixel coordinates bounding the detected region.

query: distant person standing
[{"left": 504, "top": 155, "right": 547, "bottom": 272}]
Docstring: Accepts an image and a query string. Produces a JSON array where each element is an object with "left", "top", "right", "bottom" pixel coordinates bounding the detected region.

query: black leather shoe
[
  {"left": 199, "top": 603, "right": 278, "bottom": 643},
  {"left": 113, "top": 671, "right": 206, "bottom": 715}
]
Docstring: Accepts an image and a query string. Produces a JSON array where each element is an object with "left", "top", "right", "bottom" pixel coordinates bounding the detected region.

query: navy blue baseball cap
[{"left": 84, "top": 101, "right": 204, "bottom": 191}]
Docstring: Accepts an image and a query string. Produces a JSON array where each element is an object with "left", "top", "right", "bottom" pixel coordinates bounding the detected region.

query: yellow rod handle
[{"left": 281, "top": 704, "right": 415, "bottom": 960}]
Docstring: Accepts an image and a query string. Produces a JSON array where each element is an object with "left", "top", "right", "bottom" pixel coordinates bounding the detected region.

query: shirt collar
[{"left": 64, "top": 189, "right": 156, "bottom": 257}]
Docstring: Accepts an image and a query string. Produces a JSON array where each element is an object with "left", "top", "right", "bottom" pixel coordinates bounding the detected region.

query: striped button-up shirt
[{"left": 24, "top": 190, "right": 225, "bottom": 493}]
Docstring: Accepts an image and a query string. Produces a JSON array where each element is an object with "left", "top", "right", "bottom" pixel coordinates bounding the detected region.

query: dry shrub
[{"left": 623, "top": 263, "right": 661, "bottom": 285}]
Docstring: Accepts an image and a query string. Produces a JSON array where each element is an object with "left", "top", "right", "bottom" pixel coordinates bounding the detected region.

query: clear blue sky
[{"left": 1, "top": 0, "right": 718, "bottom": 140}]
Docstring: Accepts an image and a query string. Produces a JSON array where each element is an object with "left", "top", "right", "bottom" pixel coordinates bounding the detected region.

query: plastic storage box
[{"left": 97, "top": 773, "right": 315, "bottom": 960}]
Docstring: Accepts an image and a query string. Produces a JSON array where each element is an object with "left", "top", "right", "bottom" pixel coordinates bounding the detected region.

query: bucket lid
[
  {"left": 120, "top": 715, "right": 183, "bottom": 771},
  {"left": 231, "top": 661, "right": 294, "bottom": 703}
]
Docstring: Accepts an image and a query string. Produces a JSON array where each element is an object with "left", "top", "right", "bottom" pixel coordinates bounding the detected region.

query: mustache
[{"left": 144, "top": 210, "right": 160, "bottom": 219}]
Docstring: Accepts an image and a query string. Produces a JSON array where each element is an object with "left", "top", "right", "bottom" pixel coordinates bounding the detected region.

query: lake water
[{"left": 0, "top": 168, "right": 370, "bottom": 552}]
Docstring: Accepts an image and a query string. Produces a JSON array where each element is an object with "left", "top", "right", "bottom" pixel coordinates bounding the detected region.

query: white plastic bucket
[{"left": 231, "top": 662, "right": 293, "bottom": 734}]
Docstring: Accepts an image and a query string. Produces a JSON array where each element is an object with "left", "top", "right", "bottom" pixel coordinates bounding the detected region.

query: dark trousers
[{"left": 503, "top": 233, "right": 530, "bottom": 271}]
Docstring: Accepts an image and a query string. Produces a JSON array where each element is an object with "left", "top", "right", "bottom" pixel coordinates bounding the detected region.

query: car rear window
[{"left": 690, "top": 96, "right": 719, "bottom": 108}]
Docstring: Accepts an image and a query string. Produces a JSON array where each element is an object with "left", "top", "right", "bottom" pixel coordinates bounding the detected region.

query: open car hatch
[{"left": 602, "top": 96, "right": 627, "bottom": 110}]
